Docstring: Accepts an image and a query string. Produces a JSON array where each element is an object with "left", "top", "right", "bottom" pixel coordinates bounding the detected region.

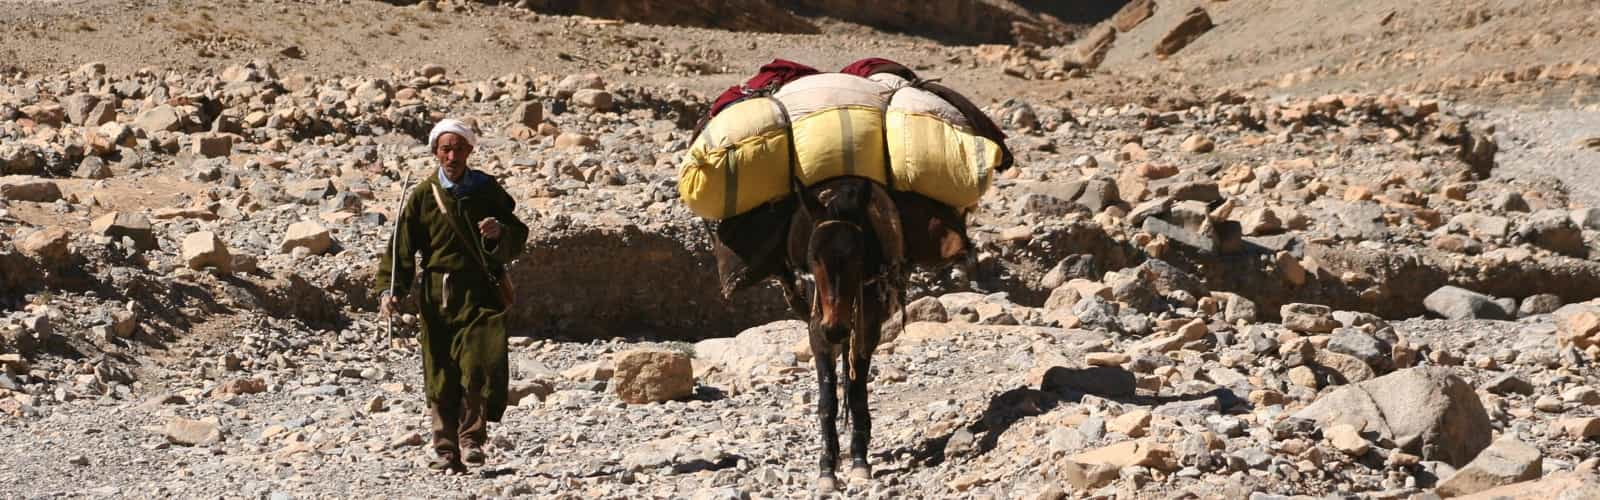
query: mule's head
[{"left": 795, "top": 179, "right": 878, "bottom": 336}]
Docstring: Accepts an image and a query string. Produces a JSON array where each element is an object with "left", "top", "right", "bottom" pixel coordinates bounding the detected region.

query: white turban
[{"left": 427, "top": 119, "right": 477, "bottom": 151}]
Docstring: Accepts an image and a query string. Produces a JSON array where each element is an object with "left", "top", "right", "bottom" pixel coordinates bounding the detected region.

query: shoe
[
  {"left": 462, "top": 446, "right": 486, "bottom": 466},
  {"left": 429, "top": 453, "right": 468, "bottom": 474}
]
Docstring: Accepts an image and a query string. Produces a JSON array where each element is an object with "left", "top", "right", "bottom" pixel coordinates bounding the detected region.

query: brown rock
[
  {"left": 1069, "top": 439, "right": 1177, "bottom": 471},
  {"left": 1559, "top": 417, "right": 1600, "bottom": 439},
  {"left": 1085, "top": 352, "right": 1129, "bottom": 367},
  {"left": 164, "top": 417, "right": 223, "bottom": 446},
  {"left": 18, "top": 228, "right": 70, "bottom": 264},
  {"left": 1108, "top": 410, "right": 1151, "bottom": 437},
  {"left": 611, "top": 348, "right": 694, "bottom": 404},
  {"left": 508, "top": 379, "right": 555, "bottom": 406},
  {"left": 214, "top": 378, "right": 266, "bottom": 396},
  {"left": 1437, "top": 437, "right": 1542, "bottom": 497},
  {"left": 1316, "top": 349, "right": 1376, "bottom": 384},
  {"left": 572, "top": 89, "right": 614, "bottom": 111},
  {"left": 1135, "top": 163, "right": 1178, "bottom": 180},
  {"left": 1288, "top": 365, "right": 1319, "bottom": 389},
  {"left": 1328, "top": 424, "right": 1371, "bottom": 456},
  {"left": 192, "top": 133, "right": 233, "bottom": 158},
  {"left": 1153, "top": 7, "right": 1213, "bottom": 58},
  {"left": 1453, "top": 471, "right": 1600, "bottom": 500},
  {"left": 1281, "top": 303, "right": 1338, "bottom": 333},
  {"left": 1559, "top": 310, "right": 1600, "bottom": 349},
  {"left": 1110, "top": 0, "right": 1156, "bottom": 32},
  {"left": 1180, "top": 134, "right": 1215, "bottom": 153},
  {"left": 512, "top": 101, "right": 542, "bottom": 127},
  {"left": 182, "top": 231, "right": 232, "bottom": 273},
  {"left": 1276, "top": 251, "right": 1307, "bottom": 286},
  {"left": 91, "top": 212, "right": 158, "bottom": 251},
  {"left": 0, "top": 177, "right": 63, "bottom": 203},
  {"left": 554, "top": 132, "right": 595, "bottom": 150},
  {"left": 280, "top": 221, "right": 333, "bottom": 254}
]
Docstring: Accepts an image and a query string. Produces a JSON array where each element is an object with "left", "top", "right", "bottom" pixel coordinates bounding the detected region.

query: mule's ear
[{"left": 793, "top": 177, "right": 823, "bottom": 220}]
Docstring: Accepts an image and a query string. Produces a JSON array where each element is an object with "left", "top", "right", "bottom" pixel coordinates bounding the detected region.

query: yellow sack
[
  {"left": 789, "top": 105, "right": 889, "bottom": 187},
  {"left": 677, "top": 97, "right": 793, "bottom": 220},
  {"left": 885, "top": 87, "right": 1000, "bottom": 209}
]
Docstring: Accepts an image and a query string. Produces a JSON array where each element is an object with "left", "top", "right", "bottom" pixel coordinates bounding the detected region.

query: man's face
[{"left": 434, "top": 133, "right": 472, "bottom": 182}]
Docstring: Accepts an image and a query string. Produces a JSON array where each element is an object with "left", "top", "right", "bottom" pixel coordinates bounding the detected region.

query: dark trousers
[{"left": 429, "top": 383, "right": 487, "bottom": 457}]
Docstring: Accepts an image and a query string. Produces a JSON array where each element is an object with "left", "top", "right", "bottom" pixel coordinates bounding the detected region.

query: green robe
[{"left": 375, "top": 171, "right": 529, "bottom": 422}]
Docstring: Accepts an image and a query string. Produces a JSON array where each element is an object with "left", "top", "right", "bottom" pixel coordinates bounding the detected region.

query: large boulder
[
  {"left": 1425, "top": 286, "right": 1512, "bottom": 320},
  {"left": 612, "top": 348, "right": 694, "bottom": 404},
  {"left": 1292, "top": 367, "right": 1491, "bottom": 467}
]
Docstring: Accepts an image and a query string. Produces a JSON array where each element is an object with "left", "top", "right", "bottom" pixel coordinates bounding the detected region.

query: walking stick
[{"left": 387, "top": 169, "right": 413, "bottom": 340}]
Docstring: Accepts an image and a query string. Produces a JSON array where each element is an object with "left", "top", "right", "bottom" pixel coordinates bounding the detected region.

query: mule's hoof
[
  {"left": 816, "top": 474, "right": 838, "bottom": 495},
  {"left": 849, "top": 464, "right": 872, "bottom": 482}
]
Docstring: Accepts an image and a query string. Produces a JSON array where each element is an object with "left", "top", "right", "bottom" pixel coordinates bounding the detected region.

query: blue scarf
[{"left": 438, "top": 168, "right": 492, "bottom": 199}]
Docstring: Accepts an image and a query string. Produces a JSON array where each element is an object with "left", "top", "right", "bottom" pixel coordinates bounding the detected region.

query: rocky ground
[{"left": 2, "top": 0, "right": 1600, "bottom": 499}]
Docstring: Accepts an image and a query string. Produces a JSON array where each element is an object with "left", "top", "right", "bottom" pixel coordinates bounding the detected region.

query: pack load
[
  {"left": 678, "top": 58, "right": 1010, "bottom": 221},
  {"left": 883, "top": 82, "right": 1003, "bottom": 209},
  {"left": 772, "top": 73, "right": 891, "bottom": 189},
  {"left": 677, "top": 96, "right": 793, "bottom": 220}
]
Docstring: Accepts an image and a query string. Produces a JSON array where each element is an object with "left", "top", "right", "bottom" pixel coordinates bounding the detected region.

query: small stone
[
  {"left": 182, "top": 231, "right": 232, "bottom": 273},
  {"left": 75, "top": 156, "right": 113, "bottom": 180},
  {"left": 214, "top": 378, "right": 266, "bottom": 396},
  {"left": 1180, "top": 134, "right": 1215, "bottom": 153},
  {"left": 1085, "top": 352, "right": 1129, "bottom": 367},
  {"left": 68, "top": 455, "right": 89, "bottom": 466},
  {"left": 1536, "top": 396, "right": 1565, "bottom": 413},
  {"left": 512, "top": 101, "right": 542, "bottom": 128},
  {"left": 1327, "top": 424, "right": 1371, "bottom": 456},
  {"left": 1281, "top": 303, "right": 1338, "bottom": 333},
  {"left": 1108, "top": 410, "right": 1151, "bottom": 438},
  {"left": 0, "top": 177, "right": 64, "bottom": 203},
  {"left": 135, "top": 105, "right": 183, "bottom": 132},
  {"left": 554, "top": 132, "right": 595, "bottom": 150},
  {"left": 18, "top": 228, "right": 71, "bottom": 264},
  {"left": 572, "top": 89, "right": 614, "bottom": 111},
  {"left": 1424, "top": 285, "right": 1512, "bottom": 320},
  {"left": 1484, "top": 373, "right": 1535, "bottom": 396},
  {"left": 164, "top": 418, "right": 223, "bottom": 446},
  {"left": 90, "top": 212, "right": 158, "bottom": 251},
  {"left": 611, "top": 349, "right": 693, "bottom": 404},
  {"left": 280, "top": 221, "right": 333, "bottom": 254},
  {"left": 1288, "top": 365, "right": 1318, "bottom": 389},
  {"left": 192, "top": 133, "right": 233, "bottom": 158},
  {"left": 1559, "top": 418, "right": 1600, "bottom": 439},
  {"left": 1562, "top": 386, "right": 1600, "bottom": 405}
]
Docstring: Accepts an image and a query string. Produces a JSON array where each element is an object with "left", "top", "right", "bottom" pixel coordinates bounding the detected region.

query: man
[{"left": 376, "top": 118, "right": 529, "bottom": 474}]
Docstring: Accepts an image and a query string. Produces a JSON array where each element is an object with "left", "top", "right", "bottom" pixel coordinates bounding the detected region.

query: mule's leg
[
  {"left": 845, "top": 347, "right": 873, "bottom": 482},
  {"left": 848, "top": 293, "right": 887, "bottom": 482},
  {"left": 810, "top": 334, "right": 841, "bottom": 493}
]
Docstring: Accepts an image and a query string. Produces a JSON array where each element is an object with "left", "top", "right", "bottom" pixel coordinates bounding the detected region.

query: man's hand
[
  {"left": 379, "top": 293, "right": 399, "bottom": 317},
  {"left": 478, "top": 217, "right": 502, "bottom": 240}
]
